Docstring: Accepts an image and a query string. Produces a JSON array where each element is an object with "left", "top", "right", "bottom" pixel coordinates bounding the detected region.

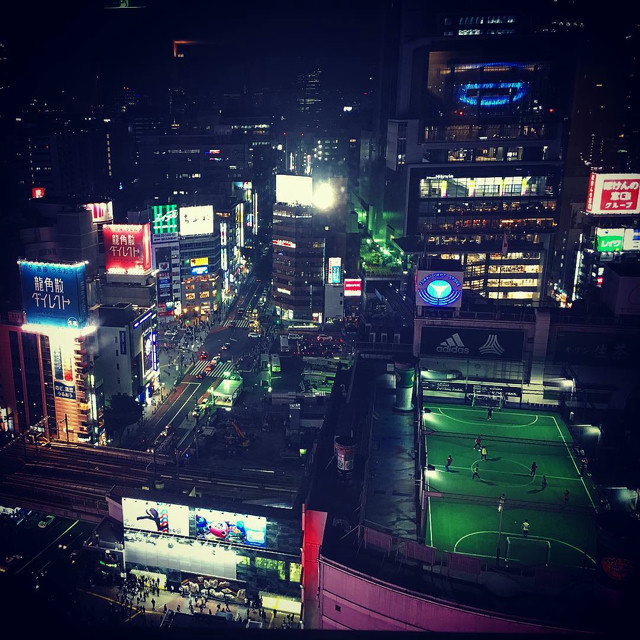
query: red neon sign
[{"left": 103, "top": 223, "right": 151, "bottom": 274}]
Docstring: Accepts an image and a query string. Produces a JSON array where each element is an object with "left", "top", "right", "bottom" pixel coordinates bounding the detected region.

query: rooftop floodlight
[{"left": 313, "top": 182, "right": 335, "bottom": 210}]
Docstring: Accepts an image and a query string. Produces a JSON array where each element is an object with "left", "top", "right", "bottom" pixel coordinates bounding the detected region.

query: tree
[{"left": 103, "top": 393, "right": 143, "bottom": 441}]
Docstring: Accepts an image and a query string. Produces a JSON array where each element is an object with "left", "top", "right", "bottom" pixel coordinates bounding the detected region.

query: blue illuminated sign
[
  {"left": 191, "top": 265, "right": 209, "bottom": 275},
  {"left": 457, "top": 81, "right": 528, "bottom": 107},
  {"left": 417, "top": 272, "right": 463, "bottom": 307},
  {"left": 19, "top": 260, "right": 89, "bottom": 328}
]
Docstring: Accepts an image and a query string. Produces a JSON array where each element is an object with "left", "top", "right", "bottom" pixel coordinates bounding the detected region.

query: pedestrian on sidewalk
[{"left": 151, "top": 598, "right": 155, "bottom": 611}]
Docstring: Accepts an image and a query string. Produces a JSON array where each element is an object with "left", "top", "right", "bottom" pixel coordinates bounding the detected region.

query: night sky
[{"left": 4, "top": 0, "right": 382, "bottom": 104}]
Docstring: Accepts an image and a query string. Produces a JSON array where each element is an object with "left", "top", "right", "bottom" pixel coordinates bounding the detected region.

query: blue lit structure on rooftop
[{"left": 457, "top": 81, "right": 528, "bottom": 107}]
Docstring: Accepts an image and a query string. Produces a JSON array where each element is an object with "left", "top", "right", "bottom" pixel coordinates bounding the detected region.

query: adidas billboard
[
  {"left": 436, "top": 333, "right": 470, "bottom": 354},
  {"left": 421, "top": 326, "right": 525, "bottom": 360}
]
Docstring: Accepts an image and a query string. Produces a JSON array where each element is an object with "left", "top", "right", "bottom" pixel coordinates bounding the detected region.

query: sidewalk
[{"left": 77, "top": 577, "right": 302, "bottom": 630}]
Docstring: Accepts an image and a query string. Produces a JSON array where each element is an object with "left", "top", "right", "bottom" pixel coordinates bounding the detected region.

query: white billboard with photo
[
  {"left": 179, "top": 205, "right": 214, "bottom": 236},
  {"left": 122, "top": 497, "right": 190, "bottom": 537}
]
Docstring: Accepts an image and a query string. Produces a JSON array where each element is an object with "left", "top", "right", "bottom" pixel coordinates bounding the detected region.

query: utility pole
[{"left": 65, "top": 413, "right": 70, "bottom": 444}]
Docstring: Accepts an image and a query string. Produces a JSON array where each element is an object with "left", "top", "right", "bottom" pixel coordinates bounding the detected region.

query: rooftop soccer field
[{"left": 423, "top": 403, "right": 598, "bottom": 570}]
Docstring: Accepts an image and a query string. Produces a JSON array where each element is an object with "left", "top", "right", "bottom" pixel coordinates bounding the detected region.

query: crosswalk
[
  {"left": 187, "top": 358, "right": 236, "bottom": 378},
  {"left": 222, "top": 317, "right": 253, "bottom": 328}
]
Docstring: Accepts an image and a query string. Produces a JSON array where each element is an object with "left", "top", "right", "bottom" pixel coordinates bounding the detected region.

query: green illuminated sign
[
  {"left": 596, "top": 229, "right": 624, "bottom": 252},
  {"left": 152, "top": 205, "right": 178, "bottom": 235}
]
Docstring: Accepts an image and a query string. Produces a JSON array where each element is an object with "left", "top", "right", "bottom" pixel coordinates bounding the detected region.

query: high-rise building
[
  {"left": 368, "top": 0, "right": 605, "bottom": 305},
  {"left": 272, "top": 175, "right": 325, "bottom": 322}
]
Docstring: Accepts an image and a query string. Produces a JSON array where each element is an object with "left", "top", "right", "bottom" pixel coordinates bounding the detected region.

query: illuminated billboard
[
  {"left": 50, "top": 333, "right": 77, "bottom": 400},
  {"left": 152, "top": 204, "right": 179, "bottom": 235},
  {"left": 190, "top": 257, "right": 208, "bottom": 267},
  {"left": 416, "top": 270, "right": 463, "bottom": 308},
  {"left": 194, "top": 508, "right": 266, "bottom": 547},
  {"left": 19, "top": 260, "right": 89, "bottom": 328},
  {"left": 623, "top": 229, "right": 640, "bottom": 251},
  {"left": 586, "top": 173, "right": 640, "bottom": 214},
  {"left": 32, "top": 187, "right": 45, "bottom": 199},
  {"left": 142, "top": 329, "right": 156, "bottom": 378},
  {"left": 595, "top": 228, "right": 624, "bottom": 252},
  {"left": 344, "top": 278, "right": 362, "bottom": 297},
  {"left": 276, "top": 174, "right": 313, "bottom": 206},
  {"left": 104, "top": 223, "right": 152, "bottom": 274},
  {"left": 85, "top": 201, "right": 114, "bottom": 224},
  {"left": 191, "top": 265, "right": 209, "bottom": 275},
  {"left": 327, "top": 257, "right": 342, "bottom": 284},
  {"left": 179, "top": 205, "right": 214, "bottom": 236},
  {"left": 122, "top": 498, "right": 189, "bottom": 536}
]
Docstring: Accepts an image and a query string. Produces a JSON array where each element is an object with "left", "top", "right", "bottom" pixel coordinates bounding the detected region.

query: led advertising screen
[
  {"left": 276, "top": 174, "right": 313, "bottom": 206},
  {"left": 152, "top": 204, "right": 179, "bottom": 235},
  {"left": 327, "top": 257, "right": 342, "bottom": 284},
  {"left": 586, "top": 173, "right": 640, "bottom": 214},
  {"left": 32, "top": 187, "right": 45, "bottom": 199},
  {"left": 595, "top": 228, "right": 624, "bottom": 252},
  {"left": 104, "top": 223, "right": 152, "bottom": 274},
  {"left": 415, "top": 270, "right": 464, "bottom": 308},
  {"left": 19, "top": 260, "right": 89, "bottom": 328},
  {"left": 154, "top": 246, "right": 173, "bottom": 305},
  {"left": 344, "top": 278, "right": 362, "bottom": 297},
  {"left": 85, "top": 201, "right": 114, "bottom": 224},
  {"left": 194, "top": 508, "right": 267, "bottom": 547},
  {"left": 142, "top": 329, "right": 156, "bottom": 378},
  {"left": 179, "top": 205, "right": 214, "bottom": 237},
  {"left": 50, "top": 333, "right": 76, "bottom": 400},
  {"left": 122, "top": 497, "right": 189, "bottom": 536}
]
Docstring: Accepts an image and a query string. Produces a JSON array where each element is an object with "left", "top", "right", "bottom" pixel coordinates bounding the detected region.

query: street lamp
[{"left": 496, "top": 493, "right": 506, "bottom": 566}]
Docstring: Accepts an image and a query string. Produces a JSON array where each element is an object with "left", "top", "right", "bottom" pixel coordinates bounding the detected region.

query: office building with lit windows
[{"left": 372, "top": 0, "right": 590, "bottom": 305}]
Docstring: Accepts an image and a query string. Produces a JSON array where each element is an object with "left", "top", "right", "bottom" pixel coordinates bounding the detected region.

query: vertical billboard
[
  {"left": 327, "top": 257, "right": 342, "bottom": 284},
  {"left": 415, "top": 270, "right": 464, "bottom": 308},
  {"left": 220, "top": 222, "right": 228, "bottom": 272},
  {"left": 122, "top": 498, "right": 189, "bottom": 536},
  {"left": 179, "top": 205, "right": 214, "bottom": 236},
  {"left": 142, "top": 329, "right": 156, "bottom": 378},
  {"left": 85, "top": 201, "right": 114, "bottom": 224},
  {"left": 152, "top": 204, "right": 179, "bottom": 235},
  {"left": 586, "top": 173, "right": 640, "bottom": 214},
  {"left": 154, "top": 245, "right": 173, "bottom": 308},
  {"left": 19, "top": 261, "right": 89, "bottom": 328},
  {"left": 50, "top": 333, "right": 77, "bottom": 400},
  {"left": 103, "top": 223, "right": 152, "bottom": 274}
]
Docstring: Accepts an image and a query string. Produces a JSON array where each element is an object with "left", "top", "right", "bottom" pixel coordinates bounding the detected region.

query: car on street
[
  {"left": 248, "top": 332, "right": 260, "bottom": 338},
  {"left": 198, "top": 350, "right": 209, "bottom": 359},
  {"left": 229, "top": 320, "right": 236, "bottom": 327},
  {"left": 38, "top": 515, "right": 55, "bottom": 529},
  {"left": 221, "top": 342, "right": 231, "bottom": 350}
]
